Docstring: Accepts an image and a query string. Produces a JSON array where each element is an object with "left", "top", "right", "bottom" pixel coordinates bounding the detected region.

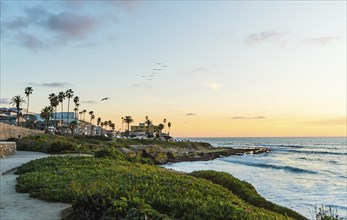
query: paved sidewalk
[{"left": 0, "top": 151, "right": 49, "bottom": 175}]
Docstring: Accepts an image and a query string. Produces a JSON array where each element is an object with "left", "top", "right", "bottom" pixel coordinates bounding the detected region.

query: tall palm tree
[
  {"left": 82, "top": 109, "right": 87, "bottom": 121},
  {"left": 10, "top": 95, "right": 26, "bottom": 126},
  {"left": 145, "top": 116, "right": 152, "bottom": 137},
  {"left": 49, "top": 93, "right": 59, "bottom": 123},
  {"left": 58, "top": 91, "right": 66, "bottom": 123},
  {"left": 40, "top": 106, "right": 53, "bottom": 133},
  {"left": 24, "top": 86, "right": 33, "bottom": 116},
  {"left": 65, "top": 89, "right": 74, "bottom": 124},
  {"left": 110, "top": 123, "right": 115, "bottom": 132},
  {"left": 89, "top": 111, "right": 94, "bottom": 124},
  {"left": 158, "top": 123, "right": 164, "bottom": 135},
  {"left": 90, "top": 114, "right": 95, "bottom": 134},
  {"left": 104, "top": 120, "right": 108, "bottom": 129},
  {"left": 123, "top": 116, "right": 134, "bottom": 132},
  {"left": 168, "top": 122, "right": 172, "bottom": 135},
  {"left": 97, "top": 117, "right": 101, "bottom": 126},
  {"left": 163, "top": 118, "right": 167, "bottom": 134},
  {"left": 73, "top": 96, "right": 79, "bottom": 121}
]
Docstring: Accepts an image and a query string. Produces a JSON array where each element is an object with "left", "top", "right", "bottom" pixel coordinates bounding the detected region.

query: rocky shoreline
[{"left": 125, "top": 144, "right": 270, "bottom": 165}]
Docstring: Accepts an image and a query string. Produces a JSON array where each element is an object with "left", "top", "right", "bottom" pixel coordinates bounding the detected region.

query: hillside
[{"left": 0, "top": 122, "right": 43, "bottom": 141}]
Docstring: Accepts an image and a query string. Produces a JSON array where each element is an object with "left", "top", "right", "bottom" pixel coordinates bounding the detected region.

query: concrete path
[
  {"left": 0, "top": 151, "right": 50, "bottom": 175},
  {"left": 0, "top": 151, "right": 70, "bottom": 220}
]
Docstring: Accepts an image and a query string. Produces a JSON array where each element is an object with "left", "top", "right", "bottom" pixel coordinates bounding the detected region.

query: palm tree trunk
[
  {"left": 61, "top": 103, "right": 64, "bottom": 125},
  {"left": 67, "top": 98, "right": 70, "bottom": 124},
  {"left": 26, "top": 96, "right": 30, "bottom": 127},
  {"left": 17, "top": 108, "right": 20, "bottom": 126}
]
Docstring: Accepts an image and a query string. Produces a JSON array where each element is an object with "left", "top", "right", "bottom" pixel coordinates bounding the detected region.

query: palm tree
[
  {"left": 49, "top": 93, "right": 59, "bottom": 123},
  {"left": 73, "top": 96, "right": 79, "bottom": 121},
  {"left": 163, "top": 118, "right": 167, "bottom": 134},
  {"left": 145, "top": 116, "right": 152, "bottom": 137},
  {"left": 65, "top": 89, "right": 74, "bottom": 124},
  {"left": 123, "top": 116, "right": 134, "bottom": 132},
  {"left": 168, "top": 122, "right": 172, "bottom": 135},
  {"left": 24, "top": 87, "right": 33, "bottom": 123},
  {"left": 97, "top": 117, "right": 101, "bottom": 126},
  {"left": 103, "top": 120, "right": 108, "bottom": 130},
  {"left": 10, "top": 95, "right": 25, "bottom": 126},
  {"left": 158, "top": 123, "right": 164, "bottom": 135},
  {"left": 82, "top": 109, "right": 87, "bottom": 121},
  {"left": 90, "top": 114, "right": 95, "bottom": 134},
  {"left": 40, "top": 106, "right": 53, "bottom": 133},
  {"left": 58, "top": 91, "right": 66, "bottom": 123},
  {"left": 70, "top": 121, "right": 77, "bottom": 136},
  {"left": 109, "top": 123, "right": 115, "bottom": 132},
  {"left": 89, "top": 111, "right": 94, "bottom": 124}
]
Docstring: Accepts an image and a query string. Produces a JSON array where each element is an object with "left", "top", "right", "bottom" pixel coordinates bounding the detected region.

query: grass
[{"left": 15, "top": 156, "right": 302, "bottom": 220}]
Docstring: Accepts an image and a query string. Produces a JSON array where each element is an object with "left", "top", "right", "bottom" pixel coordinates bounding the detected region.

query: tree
[
  {"left": 158, "top": 123, "right": 164, "bottom": 135},
  {"left": 70, "top": 121, "right": 77, "bottom": 136},
  {"left": 163, "top": 118, "right": 167, "bottom": 134},
  {"left": 123, "top": 116, "right": 134, "bottom": 132},
  {"left": 103, "top": 120, "right": 108, "bottom": 129},
  {"left": 48, "top": 93, "right": 59, "bottom": 127},
  {"left": 73, "top": 96, "right": 80, "bottom": 121},
  {"left": 58, "top": 91, "right": 66, "bottom": 123},
  {"left": 109, "top": 123, "right": 115, "bottom": 132},
  {"left": 97, "top": 117, "right": 101, "bottom": 126},
  {"left": 24, "top": 87, "right": 33, "bottom": 126},
  {"left": 82, "top": 109, "right": 87, "bottom": 121},
  {"left": 145, "top": 116, "right": 152, "bottom": 137},
  {"left": 168, "top": 122, "right": 172, "bottom": 135},
  {"left": 40, "top": 106, "right": 53, "bottom": 133},
  {"left": 65, "top": 89, "right": 74, "bottom": 124},
  {"left": 89, "top": 111, "right": 94, "bottom": 124},
  {"left": 10, "top": 95, "right": 25, "bottom": 126}
]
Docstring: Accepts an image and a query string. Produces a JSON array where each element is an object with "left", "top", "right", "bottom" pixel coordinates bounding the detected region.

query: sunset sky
[{"left": 1, "top": 1, "right": 346, "bottom": 137}]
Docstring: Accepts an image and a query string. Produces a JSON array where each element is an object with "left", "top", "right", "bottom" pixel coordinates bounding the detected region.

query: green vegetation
[
  {"left": 190, "top": 170, "right": 306, "bottom": 220},
  {"left": 312, "top": 205, "right": 340, "bottom": 220},
  {"left": 16, "top": 156, "right": 299, "bottom": 220}
]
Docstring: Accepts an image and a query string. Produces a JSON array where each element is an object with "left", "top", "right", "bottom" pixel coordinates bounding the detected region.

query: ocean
[{"left": 163, "top": 137, "right": 347, "bottom": 219}]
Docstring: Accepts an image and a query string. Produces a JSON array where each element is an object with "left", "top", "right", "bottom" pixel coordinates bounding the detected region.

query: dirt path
[{"left": 0, "top": 171, "right": 70, "bottom": 220}]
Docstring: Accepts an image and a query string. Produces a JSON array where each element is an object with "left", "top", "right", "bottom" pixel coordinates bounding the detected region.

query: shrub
[
  {"left": 190, "top": 170, "right": 307, "bottom": 220},
  {"left": 15, "top": 157, "right": 295, "bottom": 220},
  {"left": 94, "top": 148, "right": 126, "bottom": 160}
]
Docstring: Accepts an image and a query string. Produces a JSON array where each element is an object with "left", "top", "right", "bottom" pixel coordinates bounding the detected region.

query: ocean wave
[
  {"left": 275, "top": 149, "right": 347, "bottom": 156},
  {"left": 220, "top": 158, "right": 317, "bottom": 174}
]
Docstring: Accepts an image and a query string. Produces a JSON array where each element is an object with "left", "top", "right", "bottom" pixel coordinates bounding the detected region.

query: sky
[{"left": 1, "top": 1, "right": 346, "bottom": 137}]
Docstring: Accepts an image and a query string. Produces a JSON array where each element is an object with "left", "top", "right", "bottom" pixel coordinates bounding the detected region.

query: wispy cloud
[
  {"left": 2, "top": 1, "right": 146, "bottom": 50},
  {"left": 302, "top": 36, "right": 343, "bottom": 46},
  {"left": 307, "top": 118, "right": 346, "bottom": 126},
  {"left": 0, "top": 98, "right": 9, "bottom": 105},
  {"left": 206, "top": 83, "right": 222, "bottom": 91},
  {"left": 186, "top": 113, "right": 197, "bottom": 116},
  {"left": 81, "top": 100, "right": 99, "bottom": 104},
  {"left": 231, "top": 116, "right": 266, "bottom": 120},
  {"left": 244, "top": 30, "right": 290, "bottom": 46},
  {"left": 28, "top": 82, "right": 72, "bottom": 87}
]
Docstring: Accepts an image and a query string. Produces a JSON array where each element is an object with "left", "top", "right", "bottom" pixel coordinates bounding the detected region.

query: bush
[
  {"left": 190, "top": 170, "right": 307, "bottom": 220},
  {"left": 312, "top": 205, "right": 340, "bottom": 220},
  {"left": 15, "top": 157, "right": 295, "bottom": 220},
  {"left": 94, "top": 148, "right": 126, "bottom": 160}
]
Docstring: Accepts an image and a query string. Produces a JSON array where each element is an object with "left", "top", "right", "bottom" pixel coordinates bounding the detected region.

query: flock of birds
[
  {"left": 99, "top": 63, "right": 167, "bottom": 101},
  {"left": 141, "top": 62, "right": 167, "bottom": 81}
]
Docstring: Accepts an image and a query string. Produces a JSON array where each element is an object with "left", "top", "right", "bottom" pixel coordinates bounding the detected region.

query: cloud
[
  {"left": 28, "top": 82, "right": 72, "bottom": 87},
  {"left": 2, "top": 6, "right": 105, "bottom": 50},
  {"left": 303, "top": 36, "right": 343, "bottom": 46},
  {"left": 0, "top": 98, "right": 9, "bottom": 105},
  {"left": 206, "top": 83, "right": 222, "bottom": 91},
  {"left": 194, "top": 67, "right": 206, "bottom": 71},
  {"left": 47, "top": 12, "right": 97, "bottom": 38},
  {"left": 81, "top": 100, "right": 99, "bottom": 104},
  {"left": 244, "top": 30, "right": 290, "bottom": 46},
  {"left": 307, "top": 118, "right": 346, "bottom": 126},
  {"left": 231, "top": 116, "right": 266, "bottom": 120},
  {"left": 186, "top": 113, "right": 197, "bottom": 116}
]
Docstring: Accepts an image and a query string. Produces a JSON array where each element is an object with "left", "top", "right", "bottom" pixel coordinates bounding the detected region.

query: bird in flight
[{"left": 101, "top": 97, "right": 110, "bottom": 101}]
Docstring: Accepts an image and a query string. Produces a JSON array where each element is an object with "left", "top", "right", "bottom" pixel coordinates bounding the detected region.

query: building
[{"left": 131, "top": 122, "right": 161, "bottom": 134}]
